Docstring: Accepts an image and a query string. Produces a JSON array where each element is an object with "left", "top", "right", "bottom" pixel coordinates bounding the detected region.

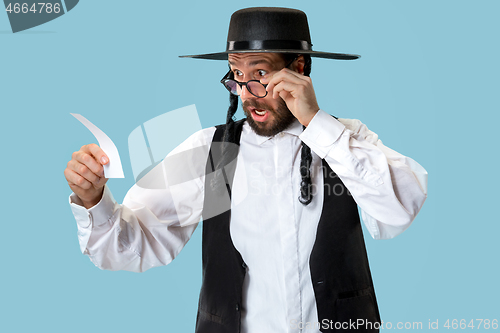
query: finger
[
  {"left": 279, "top": 67, "right": 306, "bottom": 80},
  {"left": 278, "top": 90, "right": 292, "bottom": 105},
  {"left": 82, "top": 143, "right": 109, "bottom": 165},
  {"left": 262, "top": 68, "right": 306, "bottom": 85},
  {"left": 272, "top": 80, "right": 303, "bottom": 100},
  {"left": 264, "top": 70, "right": 305, "bottom": 93},
  {"left": 73, "top": 150, "right": 104, "bottom": 178},
  {"left": 261, "top": 68, "right": 305, "bottom": 84},
  {"left": 65, "top": 167, "right": 94, "bottom": 191},
  {"left": 67, "top": 159, "right": 102, "bottom": 186}
]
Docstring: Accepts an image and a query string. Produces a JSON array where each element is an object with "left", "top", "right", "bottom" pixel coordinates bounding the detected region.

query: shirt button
[
  {"left": 236, "top": 303, "right": 240, "bottom": 311},
  {"left": 242, "top": 262, "right": 247, "bottom": 269}
]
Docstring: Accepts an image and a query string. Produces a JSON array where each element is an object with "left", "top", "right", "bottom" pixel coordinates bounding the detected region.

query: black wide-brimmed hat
[{"left": 179, "top": 7, "right": 360, "bottom": 60}]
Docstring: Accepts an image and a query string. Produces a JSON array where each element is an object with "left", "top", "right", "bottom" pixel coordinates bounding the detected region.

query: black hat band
[{"left": 227, "top": 40, "right": 312, "bottom": 52}]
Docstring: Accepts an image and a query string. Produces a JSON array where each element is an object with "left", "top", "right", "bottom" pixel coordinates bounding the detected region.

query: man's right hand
[{"left": 64, "top": 144, "right": 109, "bottom": 209}]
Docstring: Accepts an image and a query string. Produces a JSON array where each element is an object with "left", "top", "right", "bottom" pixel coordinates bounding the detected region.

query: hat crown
[
  {"left": 179, "top": 7, "right": 359, "bottom": 61},
  {"left": 227, "top": 7, "right": 311, "bottom": 43}
]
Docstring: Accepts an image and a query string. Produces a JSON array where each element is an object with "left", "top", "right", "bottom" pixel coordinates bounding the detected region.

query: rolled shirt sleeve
[
  {"left": 69, "top": 185, "right": 117, "bottom": 254},
  {"left": 69, "top": 127, "right": 216, "bottom": 272},
  {"left": 300, "top": 109, "right": 428, "bottom": 239}
]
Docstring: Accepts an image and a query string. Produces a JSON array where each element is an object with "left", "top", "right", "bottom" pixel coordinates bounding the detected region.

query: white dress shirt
[{"left": 70, "top": 109, "right": 428, "bottom": 333}]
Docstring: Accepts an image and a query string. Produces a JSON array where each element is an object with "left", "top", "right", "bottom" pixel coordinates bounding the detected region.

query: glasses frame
[{"left": 220, "top": 56, "right": 298, "bottom": 98}]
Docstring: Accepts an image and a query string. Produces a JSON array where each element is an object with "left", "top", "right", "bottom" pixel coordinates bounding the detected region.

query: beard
[{"left": 242, "top": 98, "right": 297, "bottom": 137}]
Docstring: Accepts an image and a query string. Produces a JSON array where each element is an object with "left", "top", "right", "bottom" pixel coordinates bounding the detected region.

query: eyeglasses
[{"left": 220, "top": 57, "right": 297, "bottom": 98}]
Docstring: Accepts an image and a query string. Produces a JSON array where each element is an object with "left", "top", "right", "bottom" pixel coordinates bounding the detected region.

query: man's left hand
[{"left": 261, "top": 69, "right": 320, "bottom": 127}]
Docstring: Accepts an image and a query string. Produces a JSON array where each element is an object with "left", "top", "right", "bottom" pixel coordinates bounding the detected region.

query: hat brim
[{"left": 179, "top": 49, "right": 360, "bottom": 60}]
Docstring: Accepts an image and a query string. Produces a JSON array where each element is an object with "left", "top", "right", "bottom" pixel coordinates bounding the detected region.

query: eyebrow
[{"left": 228, "top": 59, "right": 273, "bottom": 67}]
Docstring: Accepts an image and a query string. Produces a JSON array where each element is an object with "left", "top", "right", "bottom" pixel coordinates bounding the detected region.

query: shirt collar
[{"left": 246, "top": 118, "right": 304, "bottom": 145}]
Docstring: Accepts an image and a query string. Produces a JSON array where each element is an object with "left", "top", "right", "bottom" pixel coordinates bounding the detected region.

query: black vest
[{"left": 196, "top": 120, "right": 381, "bottom": 332}]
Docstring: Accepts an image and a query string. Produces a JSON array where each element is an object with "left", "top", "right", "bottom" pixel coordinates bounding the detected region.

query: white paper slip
[{"left": 70, "top": 113, "right": 125, "bottom": 178}]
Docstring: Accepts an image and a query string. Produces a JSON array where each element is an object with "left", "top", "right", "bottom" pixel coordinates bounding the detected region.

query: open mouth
[{"left": 250, "top": 107, "right": 269, "bottom": 122}]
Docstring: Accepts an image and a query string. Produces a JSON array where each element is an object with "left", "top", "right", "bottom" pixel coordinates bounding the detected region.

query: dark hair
[
  {"left": 215, "top": 53, "right": 314, "bottom": 205},
  {"left": 282, "top": 53, "right": 312, "bottom": 76}
]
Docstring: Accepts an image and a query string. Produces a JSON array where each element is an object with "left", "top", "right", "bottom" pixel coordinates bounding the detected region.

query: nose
[{"left": 240, "top": 84, "right": 256, "bottom": 101}]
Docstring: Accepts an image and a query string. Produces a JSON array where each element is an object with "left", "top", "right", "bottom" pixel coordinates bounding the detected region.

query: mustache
[{"left": 242, "top": 99, "right": 273, "bottom": 111}]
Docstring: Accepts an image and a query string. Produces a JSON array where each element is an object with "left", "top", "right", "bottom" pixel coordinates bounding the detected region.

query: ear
[{"left": 295, "top": 55, "right": 305, "bottom": 75}]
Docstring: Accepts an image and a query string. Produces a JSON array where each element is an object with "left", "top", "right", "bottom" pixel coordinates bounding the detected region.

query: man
[{"left": 65, "top": 7, "right": 427, "bottom": 333}]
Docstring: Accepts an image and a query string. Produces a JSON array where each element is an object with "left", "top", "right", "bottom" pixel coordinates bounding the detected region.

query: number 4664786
[
  {"left": 5, "top": 3, "right": 61, "bottom": 14},
  {"left": 443, "top": 319, "right": 498, "bottom": 330}
]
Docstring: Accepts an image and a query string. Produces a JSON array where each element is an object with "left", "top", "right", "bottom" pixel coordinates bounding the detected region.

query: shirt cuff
[
  {"left": 299, "top": 109, "right": 346, "bottom": 159},
  {"left": 69, "top": 185, "right": 117, "bottom": 229}
]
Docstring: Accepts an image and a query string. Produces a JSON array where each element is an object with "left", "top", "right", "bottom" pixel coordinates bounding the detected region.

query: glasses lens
[
  {"left": 223, "top": 80, "right": 239, "bottom": 95},
  {"left": 247, "top": 81, "right": 267, "bottom": 98}
]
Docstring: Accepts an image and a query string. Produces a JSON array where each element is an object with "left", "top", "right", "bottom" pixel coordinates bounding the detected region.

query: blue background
[{"left": 1, "top": 0, "right": 499, "bottom": 332}]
